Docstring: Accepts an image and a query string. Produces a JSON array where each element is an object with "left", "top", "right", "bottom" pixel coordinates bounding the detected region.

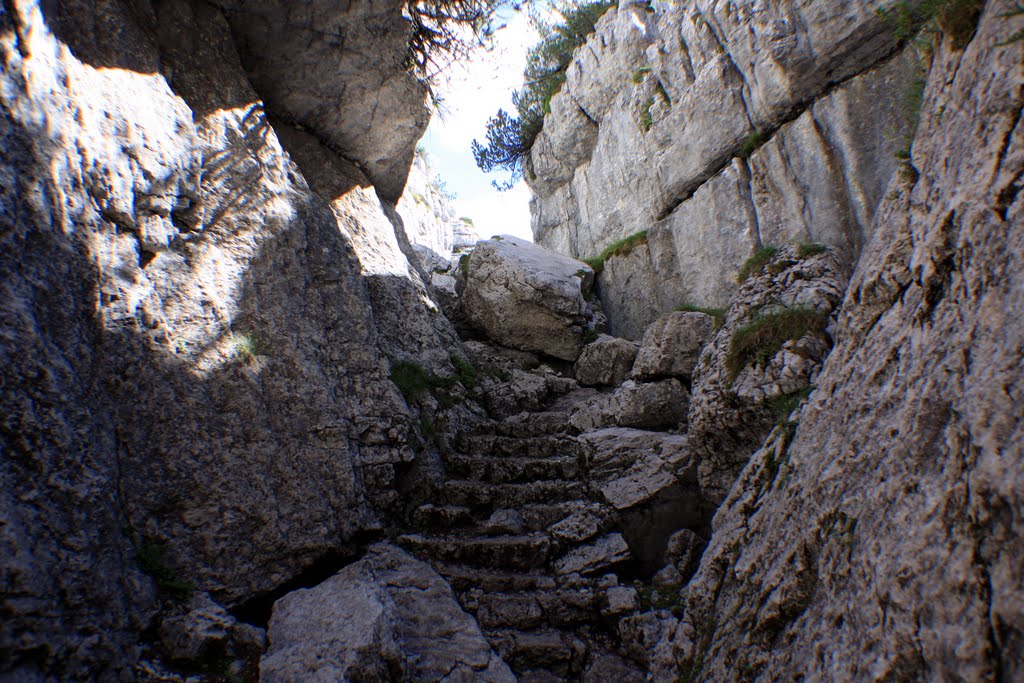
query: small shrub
[
  {"left": 458, "top": 254, "right": 471, "bottom": 278},
  {"left": 450, "top": 354, "right": 478, "bottom": 391},
  {"left": 736, "top": 245, "right": 779, "bottom": 283},
  {"left": 583, "top": 328, "right": 601, "bottom": 344},
  {"left": 725, "top": 307, "right": 829, "bottom": 380},
  {"left": 583, "top": 230, "right": 649, "bottom": 275},
  {"left": 137, "top": 541, "right": 194, "bottom": 602},
  {"left": 740, "top": 128, "right": 769, "bottom": 158},
  {"left": 795, "top": 242, "right": 828, "bottom": 258},
  {"left": 674, "top": 303, "right": 727, "bottom": 329},
  {"left": 418, "top": 414, "right": 441, "bottom": 448},
  {"left": 390, "top": 360, "right": 443, "bottom": 401},
  {"left": 459, "top": 216, "right": 474, "bottom": 226},
  {"left": 229, "top": 332, "right": 259, "bottom": 361}
]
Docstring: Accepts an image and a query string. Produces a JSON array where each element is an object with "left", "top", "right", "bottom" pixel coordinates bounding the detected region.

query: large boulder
[
  {"left": 631, "top": 312, "right": 716, "bottom": 381},
  {"left": 261, "top": 543, "right": 514, "bottom": 682},
  {"left": 569, "top": 379, "right": 689, "bottom": 432},
  {"left": 575, "top": 334, "right": 639, "bottom": 386},
  {"left": 462, "top": 236, "right": 598, "bottom": 361}
]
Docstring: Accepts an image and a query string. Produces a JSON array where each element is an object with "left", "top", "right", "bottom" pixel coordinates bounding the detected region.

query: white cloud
[{"left": 454, "top": 182, "right": 533, "bottom": 242}]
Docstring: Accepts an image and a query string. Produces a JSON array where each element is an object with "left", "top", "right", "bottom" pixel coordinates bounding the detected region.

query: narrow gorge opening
[{"left": 1, "top": 0, "right": 1019, "bottom": 682}]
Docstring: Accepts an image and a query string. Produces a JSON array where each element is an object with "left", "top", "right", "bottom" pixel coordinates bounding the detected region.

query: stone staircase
[{"left": 399, "top": 411, "right": 647, "bottom": 682}]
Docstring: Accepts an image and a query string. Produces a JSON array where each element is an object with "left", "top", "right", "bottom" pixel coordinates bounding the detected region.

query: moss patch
[
  {"left": 736, "top": 245, "right": 779, "bottom": 283},
  {"left": 674, "top": 303, "right": 727, "bottom": 330},
  {"left": 137, "top": 541, "right": 194, "bottom": 602},
  {"left": 584, "top": 230, "right": 649, "bottom": 275},
  {"left": 725, "top": 307, "right": 829, "bottom": 380}
]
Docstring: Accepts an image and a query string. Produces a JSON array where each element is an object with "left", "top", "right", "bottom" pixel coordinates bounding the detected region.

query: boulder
[
  {"left": 569, "top": 380, "right": 689, "bottom": 432},
  {"left": 575, "top": 334, "right": 639, "bottom": 386},
  {"left": 462, "top": 236, "right": 597, "bottom": 361},
  {"left": 261, "top": 543, "right": 514, "bottom": 682},
  {"left": 554, "top": 533, "right": 632, "bottom": 576},
  {"left": 578, "top": 429, "right": 695, "bottom": 512},
  {"left": 631, "top": 312, "right": 716, "bottom": 380}
]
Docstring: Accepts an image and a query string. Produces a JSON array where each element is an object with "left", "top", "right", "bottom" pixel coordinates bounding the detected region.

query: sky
[{"left": 417, "top": 7, "right": 539, "bottom": 242}]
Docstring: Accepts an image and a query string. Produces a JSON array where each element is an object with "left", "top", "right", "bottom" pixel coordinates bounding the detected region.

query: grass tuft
[
  {"left": 795, "top": 242, "right": 828, "bottom": 258},
  {"left": 674, "top": 303, "right": 727, "bottom": 330},
  {"left": 583, "top": 230, "right": 649, "bottom": 275},
  {"left": 736, "top": 245, "right": 779, "bottom": 283},
  {"left": 763, "top": 386, "right": 814, "bottom": 424},
  {"left": 740, "top": 128, "right": 769, "bottom": 158},
  {"left": 725, "top": 307, "right": 829, "bottom": 380}
]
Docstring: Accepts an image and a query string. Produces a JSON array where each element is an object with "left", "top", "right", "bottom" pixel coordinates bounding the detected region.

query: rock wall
[
  {"left": 0, "top": 0, "right": 455, "bottom": 677},
  {"left": 529, "top": 0, "right": 920, "bottom": 338},
  {"left": 397, "top": 151, "right": 459, "bottom": 264},
  {"left": 655, "top": 3, "right": 1023, "bottom": 679}
]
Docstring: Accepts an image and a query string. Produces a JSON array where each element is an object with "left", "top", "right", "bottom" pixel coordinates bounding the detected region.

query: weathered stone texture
[
  {"left": 462, "top": 236, "right": 598, "bottom": 361},
  {"left": 0, "top": 0, "right": 444, "bottom": 677},
  {"left": 530, "top": 0, "right": 918, "bottom": 334},
  {"left": 262, "top": 544, "right": 514, "bottom": 682},
  {"left": 656, "top": 7, "right": 1024, "bottom": 680}
]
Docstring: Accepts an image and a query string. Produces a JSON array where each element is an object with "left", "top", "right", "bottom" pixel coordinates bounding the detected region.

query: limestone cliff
[
  {"left": 656, "top": 4, "right": 1024, "bottom": 678},
  {"left": 527, "top": 0, "right": 1022, "bottom": 679},
  {"left": 0, "top": 0, "right": 456, "bottom": 677},
  {"left": 529, "top": 0, "right": 921, "bottom": 338}
]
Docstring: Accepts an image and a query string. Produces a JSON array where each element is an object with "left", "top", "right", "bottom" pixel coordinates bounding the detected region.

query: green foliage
[
  {"left": 736, "top": 245, "right": 779, "bottom": 283},
  {"left": 450, "top": 354, "right": 479, "bottom": 390},
  {"left": 763, "top": 386, "right": 814, "bottom": 424},
  {"left": 639, "top": 97, "right": 654, "bottom": 132},
  {"left": 472, "top": 1, "right": 615, "bottom": 188},
  {"left": 795, "top": 242, "right": 828, "bottom": 258},
  {"left": 405, "top": 1, "right": 506, "bottom": 98},
  {"left": 674, "top": 303, "right": 727, "bottom": 329},
  {"left": 583, "top": 230, "right": 649, "bottom": 275},
  {"left": 739, "top": 128, "right": 769, "bottom": 158},
  {"left": 583, "top": 328, "right": 601, "bottom": 344},
  {"left": 459, "top": 253, "right": 471, "bottom": 277},
  {"left": 418, "top": 414, "right": 441, "bottom": 448},
  {"left": 877, "top": 0, "right": 983, "bottom": 49},
  {"left": 390, "top": 356, "right": 480, "bottom": 404},
  {"left": 459, "top": 216, "right": 475, "bottom": 226},
  {"left": 137, "top": 541, "right": 194, "bottom": 602},
  {"left": 632, "top": 66, "right": 651, "bottom": 83},
  {"left": 390, "top": 360, "right": 445, "bottom": 401},
  {"left": 229, "top": 332, "right": 259, "bottom": 361},
  {"left": 726, "top": 307, "right": 829, "bottom": 380}
]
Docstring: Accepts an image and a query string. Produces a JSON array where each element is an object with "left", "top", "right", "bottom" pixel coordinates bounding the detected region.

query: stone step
[
  {"left": 398, "top": 532, "right": 552, "bottom": 571},
  {"left": 487, "top": 627, "right": 587, "bottom": 679},
  {"left": 444, "top": 453, "right": 580, "bottom": 484},
  {"left": 519, "top": 500, "right": 610, "bottom": 535},
  {"left": 456, "top": 434, "right": 578, "bottom": 459},
  {"left": 482, "top": 411, "right": 574, "bottom": 438},
  {"left": 410, "top": 504, "right": 474, "bottom": 533},
  {"left": 439, "top": 479, "right": 585, "bottom": 510},
  {"left": 468, "top": 586, "right": 604, "bottom": 630},
  {"left": 439, "top": 565, "right": 559, "bottom": 594}
]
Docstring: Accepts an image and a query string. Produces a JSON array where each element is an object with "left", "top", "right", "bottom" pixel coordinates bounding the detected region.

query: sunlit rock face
[
  {"left": 652, "top": 4, "right": 1024, "bottom": 680},
  {"left": 210, "top": 0, "right": 430, "bottom": 201},
  {"left": 0, "top": 0, "right": 446, "bottom": 677},
  {"left": 529, "top": 0, "right": 918, "bottom": 336}
]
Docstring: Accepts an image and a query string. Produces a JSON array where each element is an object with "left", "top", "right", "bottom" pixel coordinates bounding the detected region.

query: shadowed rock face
[
  {"left": 211, "top": 0, "right": 430, "bottom": 201},
  {"left": 0, "top": 0, "right": 442, "bottom": 677}
]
